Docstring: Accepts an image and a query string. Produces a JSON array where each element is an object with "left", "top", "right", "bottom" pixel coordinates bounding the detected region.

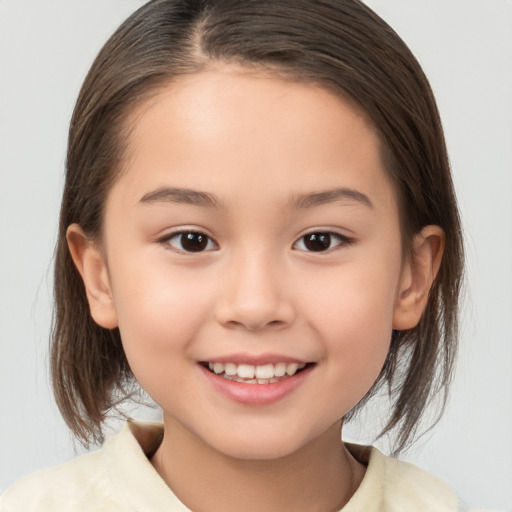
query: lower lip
[{"left": 199, "top": 364, "right": 314, "bottom": 406}]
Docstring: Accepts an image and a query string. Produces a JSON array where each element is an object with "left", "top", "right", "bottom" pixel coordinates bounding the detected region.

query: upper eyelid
[
  {"left": 157, "top": 227, "right": 353, "bottom": 246},
  {"left": 295, "top": 229, "right": 353, "bottom": 241},
  {"left": 158, "top": 226, "right": 215, "bottom": 240},
  {"left": 160, "top": 229, "right": 219, "bottom": 251},
  {"left": 292, "top": 230, "right": 355, "bottom": 251}
]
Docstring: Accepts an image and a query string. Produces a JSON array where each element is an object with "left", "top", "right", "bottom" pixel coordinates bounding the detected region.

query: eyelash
[
  {"left": 161, "top": 230, "right": 353, "bottom": 254},
  {"left": 293, "top": 231, "right": 354, "bottom": 253},
  {"left": 163, "top": 231, "right": 218, "bottom": 253}
]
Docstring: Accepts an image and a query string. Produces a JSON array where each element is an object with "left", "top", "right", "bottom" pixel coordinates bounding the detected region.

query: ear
[
  {"left": 393, "top": 225, "right": 445, "bottom": 330},
  {"left": 66, "top": 224, "right": 118, "bottom": 329}
]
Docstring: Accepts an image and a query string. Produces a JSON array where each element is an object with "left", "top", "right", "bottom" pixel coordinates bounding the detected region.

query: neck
[{"left": 151, "top": 416, "right": 365, "bottom": 512}]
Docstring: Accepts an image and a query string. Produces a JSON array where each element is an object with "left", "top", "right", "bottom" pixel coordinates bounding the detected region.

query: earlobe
[
  {"left": 393, "top": 225, "right": 445, "bottom": 330},
  {"left": 66, "top": 224, "right": 119, "bottom": 329}
]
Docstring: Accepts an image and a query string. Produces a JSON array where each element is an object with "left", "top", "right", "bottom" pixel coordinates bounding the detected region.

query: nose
[{"left": 215, "top": 249, "right": 296, "bottom": 331}]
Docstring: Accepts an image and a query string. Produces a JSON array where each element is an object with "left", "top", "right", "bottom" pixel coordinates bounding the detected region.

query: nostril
[
  {"left": 214, "top": 293, "right": 296, "bottom": 331},
  {"left": 246, "top": 319, "right": 287, "bottom": 331},
  {"left": 222, "top": 318, "right": 286, "bottom": 331}
]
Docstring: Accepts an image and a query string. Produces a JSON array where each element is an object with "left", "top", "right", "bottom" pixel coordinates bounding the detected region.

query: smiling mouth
[{"left": 200, "top": 361, "right": 314, "bottom": 384}]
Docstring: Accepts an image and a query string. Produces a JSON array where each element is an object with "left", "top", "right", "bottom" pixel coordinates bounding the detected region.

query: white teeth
[
  {"left": 206, "top": 361, "right": 308, "bottom": 382},
  {"left": 274, "top": 362, "right": 287, "bottom": 377},
  {"left": 286, "top": 363, "right": 299, "bottom": 376},
  {"left": 255, "top": 364, "right": 274, "bottom": 379},
  {"left": 213, "top": 362, "right": 224, "bottom": 374},
  {"left": 224, "top": 362, "right": 237, "bottom": 376},
  {"left": 237, "top": 364, "right": 255, "bottom": 379}
]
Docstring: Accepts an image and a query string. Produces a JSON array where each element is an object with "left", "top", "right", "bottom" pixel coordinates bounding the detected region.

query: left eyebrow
[
  {"left": 289, "top": 187, "right": 374, "bottom": 210},
  {"left": 139, "top": 187, "right": 221, "bottom": 209}
]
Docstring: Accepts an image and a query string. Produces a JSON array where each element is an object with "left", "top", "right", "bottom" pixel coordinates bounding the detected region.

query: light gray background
[{"left": 1, "top": 1, "right": 511, "bottom": 510}]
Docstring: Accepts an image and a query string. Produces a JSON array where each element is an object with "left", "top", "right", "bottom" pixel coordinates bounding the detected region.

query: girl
[{"left": 1, "top": 0, "right": 469, "bottom": 510}]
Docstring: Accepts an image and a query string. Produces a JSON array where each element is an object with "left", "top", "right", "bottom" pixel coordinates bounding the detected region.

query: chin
[
  {"left": 202, "top": 424, "right": 322, "bottom": 462},
  {"left": 217, "top": 438, "right": 303, "bottom": 461}
]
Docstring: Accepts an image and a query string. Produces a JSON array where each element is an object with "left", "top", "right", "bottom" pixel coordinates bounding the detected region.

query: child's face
[{"left": 86, "top": 67, "right": 415, "bottom": 459}]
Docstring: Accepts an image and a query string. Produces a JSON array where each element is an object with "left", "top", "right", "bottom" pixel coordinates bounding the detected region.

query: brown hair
[{"left": 51, "top": 0, "right": 464, "bottom": 453}]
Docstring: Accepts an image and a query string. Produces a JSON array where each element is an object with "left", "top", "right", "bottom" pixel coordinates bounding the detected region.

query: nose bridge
[{"left": 216, "top": 244, "right": 294, "bottom": 330}]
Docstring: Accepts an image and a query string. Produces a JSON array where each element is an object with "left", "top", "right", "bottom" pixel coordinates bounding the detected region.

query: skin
[{"left": 68, "top": 66, "right": 444, "bottom": 512}]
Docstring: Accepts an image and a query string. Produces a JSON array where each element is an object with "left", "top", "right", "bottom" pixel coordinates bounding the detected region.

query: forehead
[{"left": 114, "top": 67, "right": 396, "bottom": 213}]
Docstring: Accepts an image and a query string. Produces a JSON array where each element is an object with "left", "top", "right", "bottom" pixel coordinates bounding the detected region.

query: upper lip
[{"left": 199, "top": 353, "right": 311, "bottom": 366}]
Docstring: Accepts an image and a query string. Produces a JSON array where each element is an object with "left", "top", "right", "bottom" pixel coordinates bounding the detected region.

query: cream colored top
[{"left": 0, "top": 420, "right": 468, "bottom": 512}]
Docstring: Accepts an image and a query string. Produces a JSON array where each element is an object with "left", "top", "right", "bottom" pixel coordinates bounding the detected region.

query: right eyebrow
[{"left": 138, "top": 187, "right": 221, "bottom": 209}]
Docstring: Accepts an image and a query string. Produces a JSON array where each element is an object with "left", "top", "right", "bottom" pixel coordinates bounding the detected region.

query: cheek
[
  {"left": 302, "top": 257, "right": 399, "bottom": 334},
  {"left": 300, "top": 259, "right": 399, "bottom": 394},
  {"left": 108, "top": 259, "right": 214, "bottom": 377}
]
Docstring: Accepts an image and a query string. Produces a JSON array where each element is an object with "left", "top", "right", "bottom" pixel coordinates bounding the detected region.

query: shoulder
[
  {"left": 376, "top": 449, "right": 459, "bottom": 510},
  {"left": 344, "top": 444, "right": 463, "bottom": 512},
  {"left": 0, "top": 442, "right": 126, "bottom": 512},
  {"left": 0, "top": 421, "right": 164, "bottom": 512}
]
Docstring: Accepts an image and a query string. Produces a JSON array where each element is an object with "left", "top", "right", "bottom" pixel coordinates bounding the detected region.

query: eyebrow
[
  {"left": 139, "top": 187, "right": 221, "bottom": 208},
  {"left": 138, "top": 186, "right": 373, "bottom": 210},
  {"left": 290, "top": 187, "right": 374, "bottom": 209}
]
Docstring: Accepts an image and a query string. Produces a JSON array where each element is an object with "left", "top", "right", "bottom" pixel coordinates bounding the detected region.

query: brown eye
[
  {"left": 294, "top": 232, "right": 349, "bottom": 252},
  {"left": 304, "top": 233, "right": 332, "bottom": 251},
  {"left": 167, "top": 231, "right": 216, "bottom": 252}
]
